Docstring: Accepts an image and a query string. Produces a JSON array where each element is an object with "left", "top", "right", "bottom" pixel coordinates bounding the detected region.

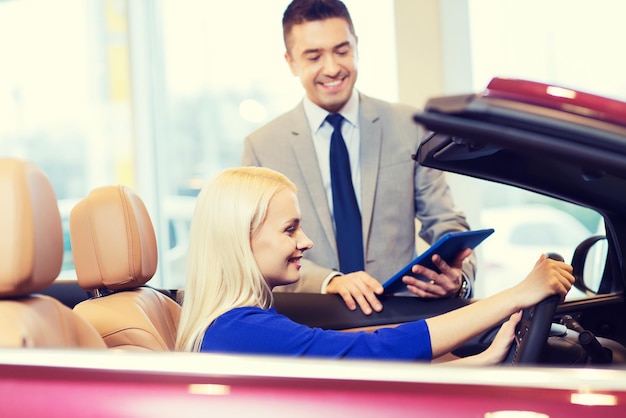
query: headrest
[
  {"left": 0, "top": 158, "right": 63, "bottom": 297},
  {"left": 70, "top": 185, "right": 158, "bottom": 291}
]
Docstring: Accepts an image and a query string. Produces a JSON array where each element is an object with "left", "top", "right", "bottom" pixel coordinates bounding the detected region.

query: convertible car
[{"left": 3, "top": 77, "right": 626, "bottom": 417}]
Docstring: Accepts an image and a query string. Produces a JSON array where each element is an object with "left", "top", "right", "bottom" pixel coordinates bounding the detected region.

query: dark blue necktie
[{"left": 326, "top": 113, "right": 364, "bottom": 273}]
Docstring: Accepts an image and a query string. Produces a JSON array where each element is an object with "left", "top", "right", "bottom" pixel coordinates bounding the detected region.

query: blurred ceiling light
[{"left": 239, "top": 99, "right": 267, "bottom": 123}]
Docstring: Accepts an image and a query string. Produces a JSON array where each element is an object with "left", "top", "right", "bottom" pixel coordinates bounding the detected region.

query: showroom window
[
  {"left": 0, "top": 0, "right": 621, "bottom": 293},
  {"left": 0, "top": 0, "right": 396, "bottom": 288}
]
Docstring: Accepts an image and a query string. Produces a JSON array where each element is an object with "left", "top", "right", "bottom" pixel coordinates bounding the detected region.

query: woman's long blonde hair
[{"left": 176, "top": 166, "right": 297, "bottom": 352}]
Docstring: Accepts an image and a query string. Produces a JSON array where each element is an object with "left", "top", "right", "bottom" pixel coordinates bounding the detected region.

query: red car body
[{"left": 3, "top": 349, "right": 626, "bottom": 417}]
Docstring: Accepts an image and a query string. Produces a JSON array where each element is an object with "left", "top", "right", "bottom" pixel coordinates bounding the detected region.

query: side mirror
[{"left": 571, "top": 235, "right": 608, "bottom": 295}]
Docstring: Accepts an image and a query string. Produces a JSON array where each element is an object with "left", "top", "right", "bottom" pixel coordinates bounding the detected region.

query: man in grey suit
[{"left": 242, "top": 0, "right": 475, "bottom": 314}]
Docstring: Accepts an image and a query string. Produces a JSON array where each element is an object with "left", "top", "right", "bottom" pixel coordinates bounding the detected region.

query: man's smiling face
[{"left": 284, "top": 17, "right": 358, "bottom": 113}]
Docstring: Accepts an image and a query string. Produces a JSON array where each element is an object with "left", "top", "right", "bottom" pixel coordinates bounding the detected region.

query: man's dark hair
[{"left": 282, "top": 0, "right": 355, "bottom": 51}]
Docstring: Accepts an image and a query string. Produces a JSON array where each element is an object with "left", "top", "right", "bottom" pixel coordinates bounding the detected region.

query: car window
[
  {"left": 168, "top": 221, "right": 177, "bottom": 250},
  {"left": 61, "top": 217, "right": 74, "bottom": 273},
  {"left": 447, "top": 175, "right": 603, "bottom": 300}
]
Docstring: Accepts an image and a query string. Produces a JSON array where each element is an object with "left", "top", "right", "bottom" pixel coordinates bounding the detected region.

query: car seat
[
  {"left": 70, "top": 185, "right": 181, "bottom": 350},
  {"left": 0, "top": 158, "right": 106, "bottom": 348}
]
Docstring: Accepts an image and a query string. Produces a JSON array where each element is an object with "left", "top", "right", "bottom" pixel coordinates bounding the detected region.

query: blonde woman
[{"left": 176, "top": 167, "right": 573, "bottom": 363}]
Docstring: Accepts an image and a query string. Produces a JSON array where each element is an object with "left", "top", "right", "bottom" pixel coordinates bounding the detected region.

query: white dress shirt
[{"left": 303, "top": 89, "right": 362, "bottom": 216}]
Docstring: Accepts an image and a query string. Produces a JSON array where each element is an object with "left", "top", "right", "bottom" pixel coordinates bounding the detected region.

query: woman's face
[{"left": 251, "top": 189, "right": 313, "bottom": 288}]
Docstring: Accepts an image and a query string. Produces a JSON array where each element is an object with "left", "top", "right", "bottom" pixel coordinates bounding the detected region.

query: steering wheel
[{"left": 503, "top": 253, "right": 563, "bottom": 365}]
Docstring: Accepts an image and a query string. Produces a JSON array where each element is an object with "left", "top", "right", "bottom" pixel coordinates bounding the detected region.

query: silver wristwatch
[{"left": 458, "top": 274, "right": 472, "bottom": 299}]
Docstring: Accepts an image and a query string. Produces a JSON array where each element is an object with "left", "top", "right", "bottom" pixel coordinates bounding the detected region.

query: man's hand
[
  {"left": 402, "top": 248, "right": 473, "bottom": 298},
  {"left": 325, "top": 272, "right": 384, "bottom": 315}
]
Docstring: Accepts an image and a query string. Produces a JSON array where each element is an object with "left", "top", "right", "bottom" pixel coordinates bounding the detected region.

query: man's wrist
[
  {"left": 457, "top": 274, "right": 472, "bottom": 299},
  {"left": 321, "top": 272, "right": 342, "bottom": 294}
]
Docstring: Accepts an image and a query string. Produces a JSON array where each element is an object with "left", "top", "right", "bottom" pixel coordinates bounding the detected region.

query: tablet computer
[{"left": 382, "top": 228, "right": 494, "bottom": 294}]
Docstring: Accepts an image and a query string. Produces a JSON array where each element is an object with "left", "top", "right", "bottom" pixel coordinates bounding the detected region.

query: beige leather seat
[
  {"left": 71, "top": 185, "right": 181, "bottom": 351},
  {"left": 0, "top": 158, "right": 106, "bottom": 348}
]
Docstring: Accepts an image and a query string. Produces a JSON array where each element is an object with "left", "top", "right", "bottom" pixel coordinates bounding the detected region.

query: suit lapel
[
  {"left": 288, "top": 96, "right": 382, "bottom": 259},
  {"left": 289, "top": 104, "right": 337, "bottom": 250},
  {"left": 358, "top": 94, "right": 382, "bottom": 254}
]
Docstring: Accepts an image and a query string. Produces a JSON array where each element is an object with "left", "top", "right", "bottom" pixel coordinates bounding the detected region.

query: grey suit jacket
[{"left": 242, "top": 93, "right": 475, "bottom": 293}]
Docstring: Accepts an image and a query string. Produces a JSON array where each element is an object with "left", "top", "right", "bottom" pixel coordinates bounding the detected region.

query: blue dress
[{"left": 201, "top": 306, "right": 432, "bottom": 360}]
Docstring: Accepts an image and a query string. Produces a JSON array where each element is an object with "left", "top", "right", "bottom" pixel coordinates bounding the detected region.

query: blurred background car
[{"left": 475, "top": 204, "right": 594, "bottom": 298}]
